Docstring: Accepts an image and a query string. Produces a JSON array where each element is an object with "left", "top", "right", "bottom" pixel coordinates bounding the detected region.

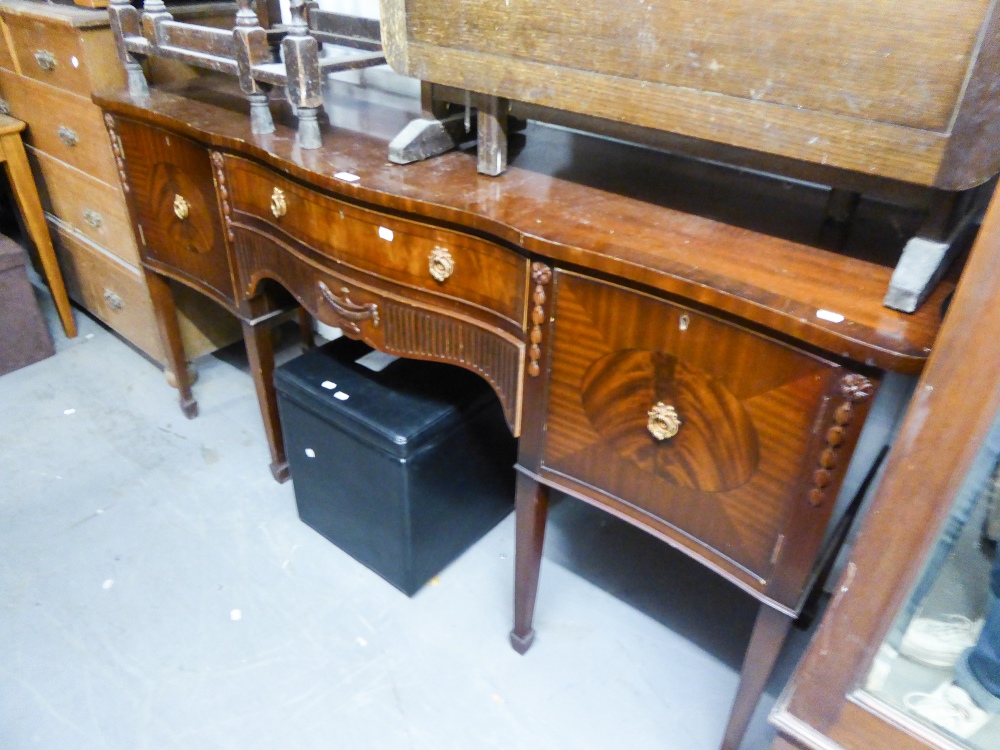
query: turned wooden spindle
[
  {"left": 232, "top": 0, "right": 275, "bottom": 134},
  {"left": 282, "top": 0, "right": 323, "bottom": 149}
]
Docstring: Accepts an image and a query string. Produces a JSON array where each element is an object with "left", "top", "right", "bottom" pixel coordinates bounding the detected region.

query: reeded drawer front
[
  {"left": 232, "top": 225, "right": 524, "bottom": 435},
  {"left": 0, "top": 69, "right": 118, "bottom": 185},
  {"left": 28, "top": 145, "right": 138, "bottom": 265},
  {"left": 224, "top": 155, "right": 529, "bottom": 329},
  {"left": 541, "top": 271, "right": 873, "bottom": 593},
  {"left": 112, "top": 117, "right": 237, "bottom": 309}
]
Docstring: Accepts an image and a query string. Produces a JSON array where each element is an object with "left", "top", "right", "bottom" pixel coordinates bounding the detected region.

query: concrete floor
[{"left": 0, "top": 289, "right": 821, "bottom": 750}]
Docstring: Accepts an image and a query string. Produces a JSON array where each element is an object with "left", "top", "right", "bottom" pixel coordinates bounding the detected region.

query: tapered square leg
[
  {"left": 510, "top": 472, "right": 550, "bottom": 654},
  {"left": 145, "top": 271, "right": 197, "bottom": 419},
  {"left": 241, "top": 319, "right": 289, "bottom": 483},
  {"left": 720, "top": 604, "right": 794, "bottom": 750}
]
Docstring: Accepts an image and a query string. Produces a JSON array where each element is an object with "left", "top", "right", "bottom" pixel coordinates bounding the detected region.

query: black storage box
[{"left": 274, "top": 338, "right": 516, "bottom": 595}]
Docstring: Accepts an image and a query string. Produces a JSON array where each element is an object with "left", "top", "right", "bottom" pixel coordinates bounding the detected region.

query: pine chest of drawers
[{"left": 0, "top": 0, "right": 238, "bottom": 368}]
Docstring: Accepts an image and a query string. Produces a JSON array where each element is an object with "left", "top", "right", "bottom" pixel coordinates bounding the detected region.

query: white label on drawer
[
  {"left": 816, "top": 309, "right": 845, "bottom": 323},
  {"left": 321, "top": 381, "right": 337, "bottom": 390},
  {"left": 334, "top": 391, "right": 350, "bottom": 401},
  {"left": 355, "top": 350, "right": 400, "bottom": 372},
  {"left": 335, "top": 172, "right": 360, "bottom": 182},
  {"left": 378, "top": 226, "right": 394, "bottom": 242},
  {"left": 305, "top": 448, "right": 316, "bottom": 458}
]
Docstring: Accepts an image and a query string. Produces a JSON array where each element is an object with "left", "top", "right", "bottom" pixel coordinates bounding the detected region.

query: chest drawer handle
[
  {"left": 83, "top": 209, "right": 103, "bottom": 229},
  {"left": 270, "top": 187, "right": 287, "bottom": 219},
  {"left": 173, "top": 194, "right": 190, "bottom": 221},
  {"left": 0, "top": 98, "right": 9, "bottom": 116},
  {"left": 34, "top": 50, "right": 56, "bottom": 71},
  {"left": 317, "top": 281, "right": 379, "bottom": 335},
  {"left": 647, "top": 402, "right": 681, "bottom": 441},
  {"left": 102, "top": 289, "right": 124, "bottom": 312},
  {"left": 57, "top": 126, "right": 78, "bottom": 147},
  {"left": 428, "top": 247, "right": 455, "bottom": 282}
]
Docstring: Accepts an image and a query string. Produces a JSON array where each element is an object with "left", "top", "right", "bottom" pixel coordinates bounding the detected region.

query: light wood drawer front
[
  {"left": 48, "top": 218, "right": 164, "bottom": 362},
  {"left": 541, "top": 272, "right": 874, "bottom": 596},
  {"left": 28, "top": 146, "right": 138, "bottom": 265},
  {"left": 225, "top": 155, "right": 529, "bottom": 329},
  {"left": 0, "top": 68, "right": 118, "bottom": 185},
  {"left": 2, "top": 15, "right": 122, "bottom": 96}
]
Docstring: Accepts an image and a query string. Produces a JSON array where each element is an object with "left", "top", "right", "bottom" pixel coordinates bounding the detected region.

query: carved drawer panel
[
  {"left": 223, "top": 155, "right": 529, "bottom": 329},
  {"left": 541, "top": 271, "right": 876, "bottom": 605},
  {"left": 27, "top": 145, "right": 138, "bottom": 266},
  {"left": 2, "top": 13, "right": 122, "bottom": 97},
  {"left": 231, "top": 225, "right": 524, "bottom": 435},
  {"left": 0, "top": 69, "right": 117, "bottom": 185},
  {"left": 111, "top": 117, "right": 238, "bottom": 310}
]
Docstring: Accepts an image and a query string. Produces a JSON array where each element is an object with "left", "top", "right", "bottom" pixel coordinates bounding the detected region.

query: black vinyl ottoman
[{"left": 274, "top": 337, "right": 516, "bottom": 595}]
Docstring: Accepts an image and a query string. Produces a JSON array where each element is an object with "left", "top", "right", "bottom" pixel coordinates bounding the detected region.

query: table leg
[
  {"left": 297, "top": 307, "right": 315, "bottom": 351},
  {"left": 146, "top": 271, "right": 197, "bottom": 419},
  {"left": 1, "top": 131, "right": 77, "bottom": 338},
  {"left": 720, "top": 604, "right": 794, "bottom": 750},
  {"left": 510, "top": 472, "right": 550, "bottom": 654},
  {"left": 241, "top": 319, "right": 289, "bottom": 483}
]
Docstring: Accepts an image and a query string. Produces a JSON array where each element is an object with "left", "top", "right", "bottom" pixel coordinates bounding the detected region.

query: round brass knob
[
  {"left": 270, "top": 187, "right": 287, "bottom": 219},
  {"left": 428, "top": 246, "right": 455, "bottom": 282},
  {"left": 173, "top": 194, "right": 190, "bottom": 221},
  {"left": 647, "top": 402, "right": 681, "bottom": 441}
]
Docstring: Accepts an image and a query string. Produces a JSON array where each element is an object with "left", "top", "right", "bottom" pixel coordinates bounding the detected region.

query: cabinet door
[
  {"left": 112, "top": 116, "right": 237, "bottom": 309},
  {"left": 541, "top": 271, "right": 876, "bottom": 606}
]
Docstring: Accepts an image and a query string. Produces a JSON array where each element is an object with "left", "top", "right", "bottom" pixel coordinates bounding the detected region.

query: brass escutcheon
[
  {"left": 428, "top": 246, "right": 454, "bottom": 282},
  {"left": 34, "top": 50, "right": 56, "bottom": 71},
  {"left": 647, "top": 402, "right": 681, "bottom": 441},
  {"left": 270, "top": 187, "right": 287, "bottom": 218},
  {"left": 173, "top": 194, "right": 190, "bottom": 221}
]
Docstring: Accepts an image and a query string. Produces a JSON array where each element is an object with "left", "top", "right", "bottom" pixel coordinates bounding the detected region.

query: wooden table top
[{"left": 94, "top": 74, "right": 955, "bottom": 374}]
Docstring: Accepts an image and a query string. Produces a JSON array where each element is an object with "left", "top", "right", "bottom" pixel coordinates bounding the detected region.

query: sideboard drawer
[
  {"left": 111, "top": 117, "right": 237, "bottom": 309},
  {"left": 28, "top": 145, "right": 138, "bottom": 266},
  {"left": 0, "top": 69, "right": 118, "bottom": 185},
  {"left": 541, "top": 271, "right": 876, "bottom": 600},
  {"left": 224, "top": 155, "right": 529, "bottom": 329}
]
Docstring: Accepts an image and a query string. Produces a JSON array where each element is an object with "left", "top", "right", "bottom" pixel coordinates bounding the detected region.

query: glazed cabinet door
[
  {"left": 108, "top": 116, "right": 237, "bottom": 310},
  {"left": 539, "top": 271, "right": 877, "bottom": 608}
]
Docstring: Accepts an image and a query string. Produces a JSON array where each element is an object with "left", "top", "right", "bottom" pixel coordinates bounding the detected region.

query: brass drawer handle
[
  {"left": 57, "top": 126, "right": 78, "bottom": 147},
  {"left": 428, "top": 246, "right": 454, "bottom": 282},
  {"left": 647, "top": 402, "right": 681, "bottom": 441},
  {"left": 34, "top": 50, "right": 56, "bottom": 71},
  {"left": 270, "top": 187, "right": 286, "bottom": 218},
  {"left": 82, "top": 209, "right": 103, "bottom": 229},
  {"left": 102, "top": 289, "right": 124, "bottom": 312},
  {"left": 0, "top": 98, "right": 9, "bottom": 116},
  {"left": 317, "top": 280, "right": 379, "bottom": 335},
  {"left": 173, "top": 194, "right": 190, "bottom": 221}
]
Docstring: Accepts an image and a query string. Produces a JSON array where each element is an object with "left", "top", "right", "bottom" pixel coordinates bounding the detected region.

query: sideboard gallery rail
[{"left": 108, "top": 0, "right": 384, "bottom": 148}]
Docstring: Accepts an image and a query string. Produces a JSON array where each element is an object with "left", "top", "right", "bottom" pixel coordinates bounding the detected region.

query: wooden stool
[{"left": 0, "top": 114, "right": 76, "bottom": 338}]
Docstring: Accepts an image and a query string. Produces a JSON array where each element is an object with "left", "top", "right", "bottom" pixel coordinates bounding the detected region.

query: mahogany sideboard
[{"left": 95, "top": 75, "right": 951, "bottom": 750}]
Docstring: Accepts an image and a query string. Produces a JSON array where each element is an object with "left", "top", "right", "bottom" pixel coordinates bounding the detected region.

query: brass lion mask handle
[
  {"left": 647, "top": 402, "right": 681, "bottom": 441},
  {"left": 428, "top": 246, "right": 454, "bottom": 282}
]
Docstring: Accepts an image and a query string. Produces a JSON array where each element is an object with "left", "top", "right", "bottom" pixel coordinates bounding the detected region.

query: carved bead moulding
[{"left": 528, "top": 262, "right": 551, "bottom": 377}]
